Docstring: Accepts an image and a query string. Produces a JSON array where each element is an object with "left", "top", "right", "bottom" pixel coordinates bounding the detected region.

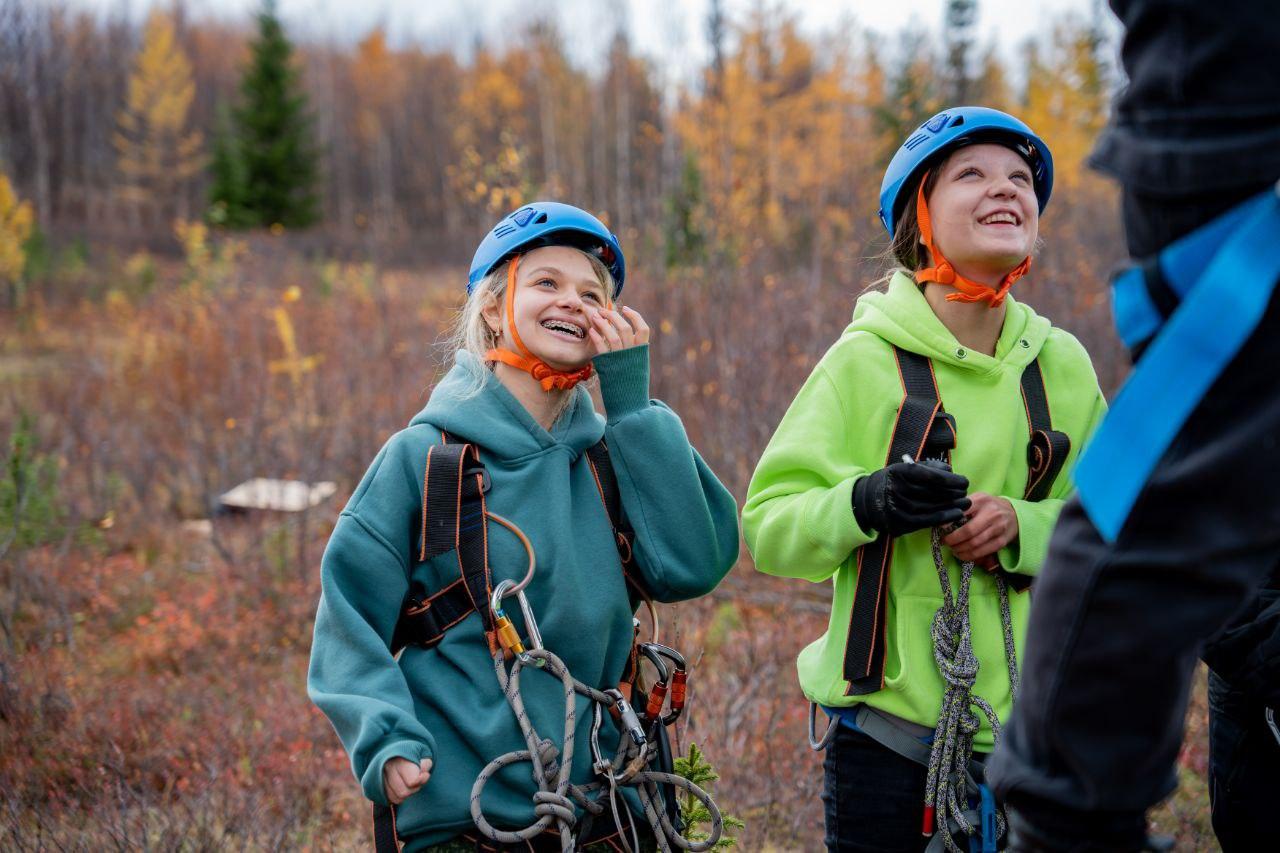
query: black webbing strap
[
  {"left": 373, "top": 803, "right": 398, "bottom": 853},
  {"left": 842, "top": 348, "right": 1076, "bottom": 691},
  {"left": 998, "top": 359, "right": 1072, "bottom": 595},
  {"left": 585, "top": 440, "right": 636, "bottom": 567},
  {"left": 1020, "top": 360, "right": 1072, "bottom": 503},
  {"left": 392, "top": 439, "right": 636, "bottom": 657},
  {"left": 845, "top": 348, "right": 951, "bottom": 695},
  {"left": 390, "top": 440, "right": 492, "bottom": 656}
]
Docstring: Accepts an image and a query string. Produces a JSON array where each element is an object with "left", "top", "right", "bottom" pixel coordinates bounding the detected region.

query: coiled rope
[
  {"left": 469, "top": 645, "right": 724, "bottom": 853},
  {"left": 923, "top": 526, "right": 1018, "bottom": 853}
]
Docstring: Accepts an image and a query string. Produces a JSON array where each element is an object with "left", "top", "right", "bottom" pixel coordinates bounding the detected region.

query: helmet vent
[
  {"left": 512, "top": 207, "right": 538, "bottom": 227},
  {"left": 924, "top": 113, "right": 950, "bottom": 133},
  {"left": 534, "top": 212, "right": 548, "bottom": 224},
  {"left": 903, "top": 132, "right": 929, "bottom": 151},
  {"left": 949, "top": 115, "right": 965, "bottom": 128}
]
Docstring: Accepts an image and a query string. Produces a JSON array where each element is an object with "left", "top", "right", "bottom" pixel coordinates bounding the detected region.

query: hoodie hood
[
  {"left": 850, "top": 270, "right": 1051, "bottom": 374},
  {"left": 410, "top": 351, "right": 604, "bottom": 460}
]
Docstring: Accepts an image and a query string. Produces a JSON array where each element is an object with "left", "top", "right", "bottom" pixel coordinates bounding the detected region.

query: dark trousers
[
  {"left": 986, "top": 4, "right": 1280, "bottom": 849},
  {"left": 1207, "top": 669, "right": 1280, "bottom": 853},
  {"left": 823, "top": 725, "right": 930, "bottom": 853},
  {"left": 822, "top": 724, "right": 995, "bottom": 853}
]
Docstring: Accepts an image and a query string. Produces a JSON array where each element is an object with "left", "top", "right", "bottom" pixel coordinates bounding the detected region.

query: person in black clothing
[
  {"left": 985, "top": 2, "right": 1280, "bottom": 851},
  {"left": 1201, "top": 581, "right": 1280, "bottom": 852}
]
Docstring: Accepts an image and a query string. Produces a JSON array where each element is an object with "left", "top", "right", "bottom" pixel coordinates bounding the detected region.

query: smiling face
[
  {"left": 924, "top": 143, "right": 1040, "bottom": 283},
  {"left": 482, "top": 245, "right": 611, "bottom": 371}
]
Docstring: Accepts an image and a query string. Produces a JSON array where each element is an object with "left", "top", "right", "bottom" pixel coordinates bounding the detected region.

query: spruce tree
[
  {"left": 209, "top": 0, "right": 319, "bottom": 228},
  {"left": 663, "top": 152, "right": 706, "bottom": 270},
  {"left": 207, "top": 104, "right": 252, "bottom": 227}
]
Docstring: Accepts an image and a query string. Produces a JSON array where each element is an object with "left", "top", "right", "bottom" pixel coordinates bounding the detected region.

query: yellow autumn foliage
[
  {"left": 0, "top": 171, "right": 34, "bottom": 283},
  {"left": 677, "top": 12, "right": 881, "bottom": 267},
  {"left": 352, "top": 29, "right": 407, "bottom": 144},
  {"left": 114, "top": 11, "right": 204, "bottom": 203},
  {"left": 1021, "top": 16, "right": 1110, "bottom": 192}
]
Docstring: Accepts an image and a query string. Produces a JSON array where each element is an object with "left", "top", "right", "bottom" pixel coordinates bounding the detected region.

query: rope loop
[
  {"left": 532, "top": 791, "right": 578, "bottom": 825},
  {"left": 470, "top": 640, "right": 724, "bottom": 853},
  {"left": 922, "top": 527, "right": 1018, "bottom": 853}
]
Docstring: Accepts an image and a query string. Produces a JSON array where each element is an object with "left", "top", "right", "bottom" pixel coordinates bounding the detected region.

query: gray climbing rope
[
  {"left": 456, "top": 522, "right": 725, "bottom": 853},
  {"left": 468, "top": 629, "right": 724, "bottom": 852},
  {"left": 922, "top": 526, "right": 1018, "bottom": 853}
]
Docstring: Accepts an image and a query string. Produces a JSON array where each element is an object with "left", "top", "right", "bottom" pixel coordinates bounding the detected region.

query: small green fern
[{"left": 673, "top": 742, "right": 745, "bottom": 850}]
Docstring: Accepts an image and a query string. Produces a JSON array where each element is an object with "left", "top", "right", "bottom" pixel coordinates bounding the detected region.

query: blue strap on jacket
[{"left": 1076, "top": 185, "right": 1280, "bottom": 542}]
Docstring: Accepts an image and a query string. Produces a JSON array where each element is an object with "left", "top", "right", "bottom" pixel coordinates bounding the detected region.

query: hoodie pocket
[{"left": 884, "top": 594, "right": 944, "bottom": 701}]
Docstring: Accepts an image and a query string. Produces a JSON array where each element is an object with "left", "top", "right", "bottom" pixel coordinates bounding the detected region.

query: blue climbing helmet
[
  {"left": 878, "top": 106, "right": 1054, "bottom": 238},
  {"left": 467, "top": 202, "right": 626, "bottom": 296}
]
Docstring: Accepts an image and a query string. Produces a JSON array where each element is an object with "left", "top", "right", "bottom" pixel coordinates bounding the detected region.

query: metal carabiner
[
  {"left": 604, "top": 687, "right": 647, "bottom": 747},
  {"left": 639, "top": 643, "right": 688, "bottom": 725},
  {"left": 490, "top": 579, "right": 544, "bottom": 665},
  {"left": 808, "top": 701, "right": 837, "bottom": 751},
  {"left": 637, "top": 643, "right": 671, "bottom": 685},
  {"left": 589, "top": 701, "right": 612, "bottom": 776},
  {"left": 642, "top": 642, "right": 686, "bottom": 671},
  {"left": 636, "top": 644, "right": 671, "bottom": 724}
]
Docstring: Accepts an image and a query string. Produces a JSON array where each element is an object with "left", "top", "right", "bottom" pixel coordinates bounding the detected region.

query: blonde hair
[{"left": 443, "top": 248, "right": 616, "bottom": 407}]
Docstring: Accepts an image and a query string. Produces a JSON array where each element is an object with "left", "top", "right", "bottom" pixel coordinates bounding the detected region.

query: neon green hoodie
[{"left": 742, "top": 272, "right": 1106, "bottom": 750}]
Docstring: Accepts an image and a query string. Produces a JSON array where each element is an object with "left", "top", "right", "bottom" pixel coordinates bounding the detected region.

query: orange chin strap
[
  {"left": 913, "top": 171, "right": 1031, "bottom": 309},
  {"left": 485, "top": 254, "right": 596, "bottom": 392}
]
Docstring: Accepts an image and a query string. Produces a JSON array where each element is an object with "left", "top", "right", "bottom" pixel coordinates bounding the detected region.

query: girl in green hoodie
[
  {"left": 308, "top": 202, "right": 740, "bottom": 852},
  {"left": 742, "top": 108, "right": 1107, "bottom": 852}
]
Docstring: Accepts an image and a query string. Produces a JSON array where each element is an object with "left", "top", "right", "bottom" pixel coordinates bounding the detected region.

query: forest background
[{"left": 0, "top": 0, "right": 1216, "bottom": 849}]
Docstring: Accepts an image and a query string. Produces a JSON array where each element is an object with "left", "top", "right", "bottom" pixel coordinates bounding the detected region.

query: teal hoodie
[
  {"left": 308, "top": 346, "right": 739, "bottom": 850},
  {"left": 742, "top": 272, "right": 1107, "bottom": 749}
]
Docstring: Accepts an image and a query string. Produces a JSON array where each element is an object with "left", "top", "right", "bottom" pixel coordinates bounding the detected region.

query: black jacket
[{"left": 1204, "top": 571, "right": 1280, "bottom": 707}]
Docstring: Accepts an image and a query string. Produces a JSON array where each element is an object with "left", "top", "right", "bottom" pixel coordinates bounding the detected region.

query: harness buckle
[{"left": 463, "top": 462, "right": 491, "bottom": 494}]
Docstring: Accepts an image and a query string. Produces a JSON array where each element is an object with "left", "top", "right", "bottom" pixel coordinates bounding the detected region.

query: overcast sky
[{"left": 62, "top": 0, "right": 1120, "bottom": 86}]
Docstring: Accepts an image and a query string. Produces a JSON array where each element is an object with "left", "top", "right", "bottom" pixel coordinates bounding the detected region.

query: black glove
[{"left": 852, "top": 459, "right": 970, "bottom": 538}]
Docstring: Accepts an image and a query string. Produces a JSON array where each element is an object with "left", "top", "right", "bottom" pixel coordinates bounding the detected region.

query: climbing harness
[
  {"left": 843, "top": 346, "right": 1069, "bottom": 695},
  {"left": 819, "top": 342, "right": 1071, "bottom": 851},
  {"left": 375, "top": 432, "right": 722, "bottom": 853},
  {"left": 390, "top": 438, "right": 632, "bottom": 655},
  {"left": 1076, "top": 181, "right": 1280, "bottom": 542}
]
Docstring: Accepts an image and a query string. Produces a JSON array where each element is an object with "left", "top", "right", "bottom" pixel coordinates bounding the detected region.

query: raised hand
[{"left": 588, "top": 305, "right": 651, "bottom": 355}]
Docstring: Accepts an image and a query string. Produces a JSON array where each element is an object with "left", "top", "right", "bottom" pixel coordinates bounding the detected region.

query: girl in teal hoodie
[
  {"left": 308, "top": 202, "right": 739, "bottom": 851},
  {"left": 742, "top": 109, "right": 1107, "bottom": 852}
]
